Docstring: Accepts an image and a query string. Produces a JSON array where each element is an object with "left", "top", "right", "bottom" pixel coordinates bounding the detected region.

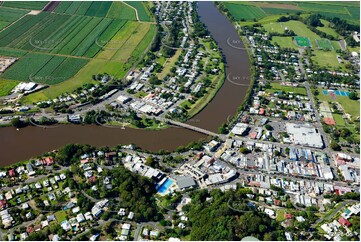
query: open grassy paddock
[
  {"left": 224, "top": 2, "right": 267, "bottom": 21},
  {"left": 265, "top": 82, "right": 307, "bottom": 96}
]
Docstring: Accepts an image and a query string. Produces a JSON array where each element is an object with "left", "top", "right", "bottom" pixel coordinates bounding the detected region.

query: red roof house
[
  {"left": 41, "top": 157, "right": 54, "bottom": 166},
  {"left": 26, "top": 226, "right": 34, "bottom": 234},
  {"left": 259, "top": 108, "right": 265, "bottom": 115},
  {"left": 284, "top": 213, "right": 293, "bottom": 219},
  {"left": 274, "top": 199, "right": 281, "bottom": 206},
  {"left": 0, "top": 200, "right": 7, "bottom": 209},
  {"left": 338, "top": 217, "right": 351, "bottom": 227},
  {"left": 8, "top": 169, "right": 15, "bottom": 177}
]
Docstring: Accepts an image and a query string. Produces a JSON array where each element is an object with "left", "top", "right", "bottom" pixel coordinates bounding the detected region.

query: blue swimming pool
[
  {"left": 322, "top": 90, "right": 328, "bottom": 95},
  {"left": 157, "top": 178, "right": 174, "bottom": 194}
]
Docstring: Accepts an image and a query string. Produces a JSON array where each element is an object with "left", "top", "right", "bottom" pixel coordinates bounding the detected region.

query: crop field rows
[
  {"left": 126, "top": 1, "right": 152, "bottom": 21},
  {"left": 0, "top": 12, "right": 129, "bottom": 59},
  {"left": 225, "top": 1, "right": 359, "bottom": 24},
  {"left": 54, "top": 1, "right": 112, "bottom": 18},
  {"left": 0, "top": 6, "right": 28, "bottom": 30},
  {"left": 1, "top": 53, "right": 88, "bottom": 83},
  {"left": 2, "top": 1, "right": 48, "bottom": 10},
  {"left": 52, "top": 1, "right": 140, "bottom": 21}
]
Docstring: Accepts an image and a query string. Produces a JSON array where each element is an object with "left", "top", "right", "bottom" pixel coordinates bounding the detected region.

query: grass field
[
  {"left": 271, "top": 36, "right": 297, "bottom": 49},
  {"left": 126, "top": 1, "right": 151, "bottom": 21},
  {"left": 106, "top": 2, "right": 137, "bottom": 21},
  {"left": 317, "top": 19, "right": 339, "bottom": 39},
  {"left": 53, "top": 1, "right": 116, "bottom": 18},
  {"left": 224, "top": 2, "right": 267, "bottom": 21},
  {"left": 311, "top": 50, "right": 345, "bottom": 70},
  {"left": 263, "top": 21, "right": 320, "bottom": 48},
  {"left": 316, "top": 39, "right": 333, "bottom": 50},
  {"left": 265, "top": 82, "right": 307, "bottom": 96},
  {"left": 157, "top": 49, "right": 182, "bottom": 80},
  {"left": 317, "top": 89, "right": 360, "bottom": 117},
  {"left": 0, "top": 79, "right": 19, "bottom": 97}
]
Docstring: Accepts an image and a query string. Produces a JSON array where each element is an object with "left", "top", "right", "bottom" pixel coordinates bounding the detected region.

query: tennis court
[{"left": 322, "top": 90, "right": 350, "bottom": 97}]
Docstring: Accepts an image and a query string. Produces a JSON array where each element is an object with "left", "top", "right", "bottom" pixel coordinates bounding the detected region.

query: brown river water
[{"left": 0, "top": 2, "right": 251, "bottom": 166}]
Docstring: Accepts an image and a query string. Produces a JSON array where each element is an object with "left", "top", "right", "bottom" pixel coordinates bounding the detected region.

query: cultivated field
[
  {"left": 225, "top": 1, "right": 359, "bottom": 24},
  {"left": 126, "top": 1, "right": 152, "bottom": 21},
  {"left": 0, "top": 6, "right": 28, "bottom": 30},
  {"left": 2, "top": 53, "right": 88, "bottom": 83},
  {"left": 0, "top": 79, "right": 19, "bottom": 97},
  {"left": 106, "top": 2, "right": 137, "bottom": 21},
  {"left": 224, "top": 3, "right": 267, "bottom": 21},
  {"left": 0, "top": 2, "right": 156, "bottom": 103},
  {"left": 2, "top": 1, "right": 47, "bottom": 10}
]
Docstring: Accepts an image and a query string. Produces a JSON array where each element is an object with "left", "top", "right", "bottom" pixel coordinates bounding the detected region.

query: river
[{"left": 0, "top": 2, "right": 251, "bottom": 166}]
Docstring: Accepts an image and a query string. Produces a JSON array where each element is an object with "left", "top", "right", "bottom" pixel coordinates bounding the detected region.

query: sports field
[
  {"left": 316, "top": 39, "right": 333, "bottom": 50},
  {"left": 295, "top": 36, "right": 311, "bottom": 47},
  {"left": 317, "top": 88, "right": 360, "bottom": 117}
]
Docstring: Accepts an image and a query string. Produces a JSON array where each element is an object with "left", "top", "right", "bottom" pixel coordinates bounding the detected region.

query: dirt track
[{"left": 43, "top": 1, "right": 60, "bottom": 12}]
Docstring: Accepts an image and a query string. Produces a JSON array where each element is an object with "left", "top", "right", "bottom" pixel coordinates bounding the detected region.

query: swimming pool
[{"left": 157, "top": 178, "right": 174, "bottom": 194}]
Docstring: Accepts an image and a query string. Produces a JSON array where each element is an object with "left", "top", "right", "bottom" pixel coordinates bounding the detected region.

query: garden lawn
[
  {"left": 0, "top": 79, "right": 19, "bottom": 97},
  {"left": 54, "top": 210, "right": 67, "bottom": 223},
  {"left": 332, "top": 113, "right": 346, "bottom": 126}
]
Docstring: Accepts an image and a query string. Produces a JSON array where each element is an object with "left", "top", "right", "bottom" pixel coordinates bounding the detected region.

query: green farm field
[
  {"left": 225, "top": 1, "right": 359, "bottom": 25},
  {"left": 224, "top": 2, "right": 267, "bottom": 21},
  {"left": 2, "top": 53, "right": 88, "bottom": 83},
  {"left": 0, "top": 79, "right": 20, "bottom": 97},
  {"left": 107, "top": 2, "right": 137, "bottom": 21},
  {"left": 2, "top": 1, "right": 48, "bottom": 10},
  {"left": 126, "top": 1, "right": 152, "bottom": 21},
  {"left": 0, "top": 2, "right": 155, "bottom": 104}
]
